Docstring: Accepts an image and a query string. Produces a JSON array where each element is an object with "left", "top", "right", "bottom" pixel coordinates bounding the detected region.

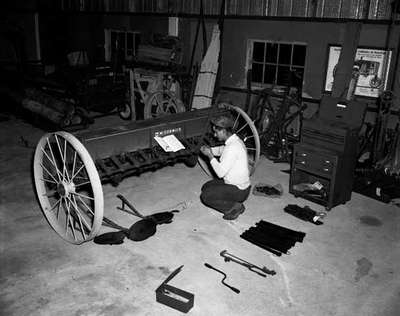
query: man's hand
[{"left": 200, "top": 145, "right": 214, "bottom": 160}]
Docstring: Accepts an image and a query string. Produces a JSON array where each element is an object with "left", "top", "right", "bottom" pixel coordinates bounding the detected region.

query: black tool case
[{"left": 155, "top": 265, "right": 194, "bottom": 313}]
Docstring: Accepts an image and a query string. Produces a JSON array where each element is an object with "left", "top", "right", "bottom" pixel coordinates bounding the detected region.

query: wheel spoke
[
  {"left": 65, "top": 198, "right": 77, "bottom": 241},
  {"left": 72, "top": 151, "right": 77, "bottom": 179},
  {"left": 40, "top": 163, "right": 59, "bottom": 184},
  {"left": 43, "top": 189, "right": 57, "bottom": 197},
  {"left": 63, "top": 197, "right": 71, "bottom": 235},
  {"left": 41, "top": 147, "right": 63, "bottom": 181},
  {"left": 68, "top": 195, "right": 90, "bottom": 239},
  {"left": 66, "top": 198, "right": 77, "bottom": 241},
  {"left": 243, "top": 135, "right": 255, "bottom": 142},
  {"left": 166, "top": 100, "right": 176, "bottom": 113},
  {"left": 71, "top": 164, "right": 85, "bottom": 181},
  {"left": 63, "top": 139, "right": 71, "bottom": 182},
  {"left": 73, "top": 176, "right": 90, "bottom": 181},
  {"left": 55, "top": 135, "right": 68, "bottom": 181},
  {"left": 41, "top": 178, "right": 57, "bottom": 184},
  {"left": 74, "top": 181, "right": 91, "bottom": 187},
  {"left": 236, "top": 121, "right": 249, "bottom": 135},
  {"left": 232, "top": 113, "right": 240, "bottom": 130},
  {"left": 56, "top": 198, "right": 61, "bottom": 220},
  {"left": 48, "top": 197, "right": 62, "bottom": 212},
  {"left": 72, "top": 191, "right": 94, "bottom": 201},
  {"left": 154, "top": 94, "right": 162, "bottom": 107},
  {"left": 76, "top": 195, "right": 95, "bottom": 216},
  {"left": 71, "top": 195, "right": 92, "bottom": 232},
  {"left": 46, "top": 138, "right": 62, "bottom": 182}
]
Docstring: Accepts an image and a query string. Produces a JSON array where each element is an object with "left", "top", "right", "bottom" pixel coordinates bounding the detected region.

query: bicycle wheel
[
  {"left": 198, "top": 103, "right": 260, "bottom": 177},
  {"left": 144, "top": 90, "right": 186, "bottom": 119}
]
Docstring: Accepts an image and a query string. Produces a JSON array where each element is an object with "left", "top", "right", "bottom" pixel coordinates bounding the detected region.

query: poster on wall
[{"left": 324, "top": 45, "right": 392, "bottom": 98}]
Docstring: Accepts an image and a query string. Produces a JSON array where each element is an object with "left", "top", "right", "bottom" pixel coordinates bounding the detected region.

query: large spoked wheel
[
  {"left": 144, "top": 90, "right": 186, "bottom": 119},
  {"left": 33, "top": 131, "right": 104, "bottom": 244},
  {"left": 198, "top": 103, "right": 260, "bottom": 177}
]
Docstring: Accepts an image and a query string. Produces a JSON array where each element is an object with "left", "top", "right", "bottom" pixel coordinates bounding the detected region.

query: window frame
[
  {"left": 246, "top": 39, "right": 307, "bottom": 89},
  {"left": 104, "top": 29, "right": 140, "bottom": 62}
]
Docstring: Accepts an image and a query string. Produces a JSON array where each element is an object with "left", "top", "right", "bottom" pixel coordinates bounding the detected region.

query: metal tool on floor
[
  {"left": 220, "top": 250, "right": 276, "bottom": 277},
  {"left": 94, "top": 214, "right": 157, "bottom": 244},
  {"left": 155, "top": 265, "right": 194, "bottom": 313},
  {"left": 117, "top": 194, "right": 146, "bottom": 218},
  {"left": 94, "top": 194, "right": 182, "bottom": 244},
  {"left": 204, "top": 263, "right": 240, "bottom": 294},
  {"left": 284, "top": 204, "right": 327, "bottom": 225},
  {"left": 117, "top": 194, "right": 179, "bottom": 224}
]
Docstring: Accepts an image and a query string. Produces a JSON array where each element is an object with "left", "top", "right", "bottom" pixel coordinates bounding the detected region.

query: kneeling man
[{"left": 200, "top": 113, "right": 251, "bottom": 220}]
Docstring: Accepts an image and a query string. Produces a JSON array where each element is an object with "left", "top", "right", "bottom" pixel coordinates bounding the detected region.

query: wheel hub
[{"left": 57, "top": 181, "right": 75, "bottom": 197}]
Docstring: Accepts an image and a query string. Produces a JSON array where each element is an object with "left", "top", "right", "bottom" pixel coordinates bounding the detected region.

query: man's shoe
[{"left": 223, "top": 203, "right": 245, "bottom": 220}]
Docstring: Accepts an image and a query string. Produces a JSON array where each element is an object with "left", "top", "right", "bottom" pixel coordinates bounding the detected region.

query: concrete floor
[{"left": 1, "top": 114, "right": 399, "bottom": 316}]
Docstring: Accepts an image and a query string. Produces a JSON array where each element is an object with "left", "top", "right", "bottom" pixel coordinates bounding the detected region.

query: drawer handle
[
  {"left": 323, "top": 168, "right": 329, "bottom": 171},
  {"left": 300, "top": 153, "right": 307, "bottom": 157},
  {"left": 325, "top": 160, "right": 330, "bottom": 163},
  {"left": 300, "top": 161, "right": 306, "bottom": 164}
]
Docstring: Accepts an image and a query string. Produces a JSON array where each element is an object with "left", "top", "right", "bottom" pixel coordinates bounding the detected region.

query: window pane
[
  {"left": 293, "top": 45, "right": 306, "bottom": 66},
  {"left": 265, "top": 43, "right": 278, "bottom": 63},
  {"left": 111, "top": 31, "right": 117, "bottom": 50},
  {"left": 252, "top": 42, "right": 265, "bottom": 62},
  {"left": 291, "top": 67, "right": 304, "bottom": 89},
  {"left": 135, "top": 34, "right": 141, "bottom": 53},
  {"left": 277, "top": 65, "right": 291, "bottom": 85},
  {"left": 127, "top": 33, "right": 133, "bottom": 50},
  {"left": 278, "top": 44, "right": 292, "bottom": 64},
  {"left": 252, "top": 63, "right": 264, "bottom": 83},
  {"left": 264, "top": 64, "right": 276, "bottom": 84},
  {"left": 117, "top": 32, "right": 125, "bottom": 51}
]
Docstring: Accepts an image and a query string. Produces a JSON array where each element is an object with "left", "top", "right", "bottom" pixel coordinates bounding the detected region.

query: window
[
  {"left": 104, "top": 29, "right": 140, "bottom": 62},
  {"left": 249, "top": 40, "right": 306, "bottom": 89}
]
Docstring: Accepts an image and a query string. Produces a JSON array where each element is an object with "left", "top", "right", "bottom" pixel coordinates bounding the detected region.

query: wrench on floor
[
  {"left": 220, "top": 250, "right": 276, "bottom": 277},
  {"left": 204, "top": 263, "right": 240, "bottom": 294}
]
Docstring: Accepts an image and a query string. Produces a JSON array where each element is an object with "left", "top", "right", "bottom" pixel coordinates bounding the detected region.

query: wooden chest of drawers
[{"left": 289, "top": 143, "right": 356, "bottom": 210}]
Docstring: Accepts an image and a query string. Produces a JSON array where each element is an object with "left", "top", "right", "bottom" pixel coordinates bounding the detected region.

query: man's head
[{"left": 211, "top": 113, "right": 234, "bottom": 141}]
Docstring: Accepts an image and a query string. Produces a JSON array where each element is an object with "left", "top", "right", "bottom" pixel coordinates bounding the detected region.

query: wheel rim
[
  {"left": 198, "top": 103, "right": 260, "bottom": 177},
  {"left": 33, "top": 131, "right": 103, "bottom": 244},
  {"left": 144, "top": 91, "right": 185, "bottom": 119}
]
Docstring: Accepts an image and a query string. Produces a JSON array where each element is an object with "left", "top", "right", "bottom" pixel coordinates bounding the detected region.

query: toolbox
[
  {"left": 290, "top": 96, "right": 367, "bottom": 210},
  {"left": 155, "top": 265, "right": 194, "bottom": 313},
  {"left": 301, "top": 95, "right": 366, "bottom": 154},
  {"left": 290, "top": 143, "right": 354, "bottom": 210}
]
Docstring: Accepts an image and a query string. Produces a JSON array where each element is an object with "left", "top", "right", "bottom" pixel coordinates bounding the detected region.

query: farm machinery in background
[{"left": 12, "top": 63, "right": 187, "bottom": 130}]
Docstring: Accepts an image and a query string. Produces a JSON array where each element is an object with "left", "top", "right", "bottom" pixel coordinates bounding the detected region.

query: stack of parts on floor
[
  {"left": 252, "top": 183, "right": 283, "bottom": 198},
  {"left": 94, "top": 194, "right": 179, "bottom": 245},
  {"left": 284, "top": 204, "right": 326, "bottom": 225},
  {"left": 240, "top": 221, "right": 305, "bottom": 256}
]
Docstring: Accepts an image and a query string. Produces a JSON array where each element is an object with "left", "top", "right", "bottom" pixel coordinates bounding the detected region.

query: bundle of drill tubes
[{"left": 240, "top": 220, "right": 305, "bottom": 256}]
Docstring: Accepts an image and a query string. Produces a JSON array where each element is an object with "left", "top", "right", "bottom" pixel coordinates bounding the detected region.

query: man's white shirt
[{"left": 210, "top": 134, "right": 250, "bottom": 190}]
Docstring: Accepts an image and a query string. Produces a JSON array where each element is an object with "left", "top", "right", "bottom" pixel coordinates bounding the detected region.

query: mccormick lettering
[{"left": 154, "top": 127, "right": 182, "bottom": 137}]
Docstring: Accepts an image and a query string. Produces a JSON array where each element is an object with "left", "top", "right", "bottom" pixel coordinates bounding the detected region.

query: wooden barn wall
[
  {"left": 57, "top": 0, "right": 393, "bottom": 20},
  {"left": 216, "top": 19, "right": 399, "bottom": 100}
]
